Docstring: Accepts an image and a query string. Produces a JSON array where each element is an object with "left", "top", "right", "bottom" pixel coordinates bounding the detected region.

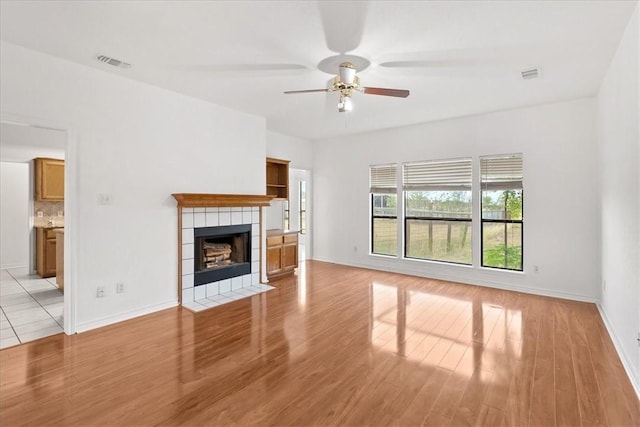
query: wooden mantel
[{"left": 172, "top": 193, "right": 274, "bottom": 208}]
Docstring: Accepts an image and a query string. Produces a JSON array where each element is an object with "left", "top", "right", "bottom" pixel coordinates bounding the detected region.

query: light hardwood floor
[{"left": 1, "top": 260, "right": 638, "bottom": 426}]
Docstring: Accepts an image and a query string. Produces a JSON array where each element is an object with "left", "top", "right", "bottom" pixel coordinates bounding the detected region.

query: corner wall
[
  {"left": 313, "top": 98, "right": 600, "bottom": 302},
  {"left": 596, "top": 3, "right": 639, "bottom": 393}
]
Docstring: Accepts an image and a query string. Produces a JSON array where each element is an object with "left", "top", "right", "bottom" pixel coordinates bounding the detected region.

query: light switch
[{"left": 98, "top": 194, "right": 113, "bottom": 205}]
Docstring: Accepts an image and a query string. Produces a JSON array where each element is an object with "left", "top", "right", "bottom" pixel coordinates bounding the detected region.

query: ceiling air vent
[
  {"left": 521, "top": 67, "right": 540, "bottom": 80},
  {"left": 96, "top": 55, "right": 131, "bottom": 69}
]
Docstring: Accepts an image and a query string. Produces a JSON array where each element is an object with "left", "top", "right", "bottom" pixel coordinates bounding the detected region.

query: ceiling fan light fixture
[
  {"left": 339, "top": 62, "right": 356, "bottom": 85},
  {"left": 338, "top": 94, "right": 353, "bottom": 112}
]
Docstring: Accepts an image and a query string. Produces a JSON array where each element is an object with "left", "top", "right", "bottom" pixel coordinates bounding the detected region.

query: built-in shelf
[{"left": 266, "top": 157, "right": 289, "bottom": 200}]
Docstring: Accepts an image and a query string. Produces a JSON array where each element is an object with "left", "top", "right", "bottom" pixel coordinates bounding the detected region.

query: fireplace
[
  {"left": 194, "top": 224, "right": 251, "bottom": 286},
  {"left": 172, "top": 193, "right": 274, "bottom": 308}
]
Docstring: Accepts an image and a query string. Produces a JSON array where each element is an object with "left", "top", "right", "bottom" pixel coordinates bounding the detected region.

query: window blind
[
  {"left": 369, "top": 164, "right": 397, "bottom": 194},
  {"left": 480, "top": 155, "right": 523, "bottom": 190},
  {"left": 403, "top": 158, "right": 472, "bottom": 191}
]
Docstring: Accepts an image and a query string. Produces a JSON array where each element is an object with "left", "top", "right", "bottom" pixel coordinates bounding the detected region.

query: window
[
  {"left": 403, "top": 158, "right": 472, "bottom": 264},
  {"left": 299, "top": 181, "right": 307, "bottom": 235},
  {"left": 480, "top": 155, "right": 523, "bottom": 270},
  {"left": 283, "top": 200, "right": 289, "bottom": 230},
  {"left": 370, "top": 164, "right": 397, "bottom": 256}
]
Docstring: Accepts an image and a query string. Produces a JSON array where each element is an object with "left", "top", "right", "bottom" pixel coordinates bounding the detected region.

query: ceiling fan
[{"left": 284, "top": 62, "right": 410, "bottom": 112}]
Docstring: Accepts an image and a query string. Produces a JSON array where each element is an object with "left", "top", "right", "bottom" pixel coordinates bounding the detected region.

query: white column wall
[{"left": 597, "top": 3, "right": 640, "bottom": 394}]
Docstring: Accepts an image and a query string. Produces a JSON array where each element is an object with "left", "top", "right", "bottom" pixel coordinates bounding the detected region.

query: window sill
[
  {"left": 368, "top": 254, "right": 527, "bottom": 275},
  {"left": 369, "top": 252, "right": 398, "bottom": 259},
  {"left": 403, "top": 256, "right": 474, "bottom": 269},
  {"left": 478, "top": 266, "right": 525, "bottom": 275}
]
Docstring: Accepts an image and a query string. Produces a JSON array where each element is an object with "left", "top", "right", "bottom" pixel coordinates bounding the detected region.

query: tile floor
[
  {"left": 0, "top": 267, "right": 64, "bottom": 349},
  {"left": 183, "top": 283, "right": 275, "bottom": 312}
]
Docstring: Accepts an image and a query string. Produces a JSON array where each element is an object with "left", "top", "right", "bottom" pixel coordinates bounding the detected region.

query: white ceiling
[
  {"left": 0, "top": 123, "right": 66, "bottom": 162},
  {"left": 0, "top": 1, "right": 636, "bottom": 141}
]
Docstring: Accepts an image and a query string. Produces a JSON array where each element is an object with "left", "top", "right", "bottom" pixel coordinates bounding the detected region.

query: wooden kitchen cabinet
[
  {"left": 266, "top": 229, "right": 298, "bottom": 280},
  {"left": 34, "top": 157, "right": 64, "bottom": 201},
  {"left": 36, "top": 227, "right": 61, "bottom": 278}
]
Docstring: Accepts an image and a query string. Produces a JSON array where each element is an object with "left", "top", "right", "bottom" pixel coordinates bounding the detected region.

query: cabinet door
[
  {"left": 266, "top": 246, "right": 283, "bottom": 276},
  {"left": 282, "top": 243, "right": 298, "bottom": 270},
  {"left": 36, "top": 158, "right": 64, "bottom": 200},
  {"left": 44, "top": 238, "right": 57, "bottom": 277}
]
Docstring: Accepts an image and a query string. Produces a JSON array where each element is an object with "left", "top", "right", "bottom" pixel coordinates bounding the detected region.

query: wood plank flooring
[{"left": 1, "top": 260, "right": 638, "bottom": 426}]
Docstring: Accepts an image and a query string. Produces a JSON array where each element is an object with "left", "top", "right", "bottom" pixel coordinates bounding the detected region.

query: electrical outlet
[
  {"left": 116, "top": 282, "right": 124, "bottom": 294},
  {"left": 353, "top": 246, "right": 358, "bottom": 252},
  {"left": 37, "top": 211, "right": 44, "bottom": 218},
  {"left": 533, "top": 265, "right": 539, "bottom": 273},
  {"left": 96, "top": 286, "right": 105, "bottom": 298}
]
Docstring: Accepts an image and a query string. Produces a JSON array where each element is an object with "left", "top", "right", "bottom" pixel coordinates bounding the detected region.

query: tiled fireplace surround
[{"left": 173, "top": 194, "right": 274, "bottom": 311}]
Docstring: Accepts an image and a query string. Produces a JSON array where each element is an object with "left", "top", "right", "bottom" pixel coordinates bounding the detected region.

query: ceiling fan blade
[
  {"left": 212, "top": 64, "right": 307, "bottom": 72},
  {"left": 379, "top": 60, "right": 478, "bottom": 69},
  {"left": 284, "top": 89, "right": 331, "bottom": 95},
  {"left": 362, "top": 87, "right": 410, "bottom": 98},
  {"left": 318, "top": 1, "right": 368, "bottom": 53},
  {"left": 167, "top": 64, "right": 307, "bottom": 74}
]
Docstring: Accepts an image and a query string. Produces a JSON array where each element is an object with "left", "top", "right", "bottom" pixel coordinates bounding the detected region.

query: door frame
[
  {"left": 288, "top": 168, "right": 311, "bottom": 261},
  {"left": 1, "top": 112, "right": 77, "bottom": 335}
]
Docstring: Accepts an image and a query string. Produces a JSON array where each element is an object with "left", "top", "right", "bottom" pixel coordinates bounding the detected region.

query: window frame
[
  {"left": 402, "top": 158, "right": 473, "bottom": 265},
  {"left": 480, "top": 155, "right": 524, "bottom": 271},
  {"left": 299, "top": 181, "right": 306, "bottom": 235},
  {"left": 370, "top": 163, "right": 398, "bottom": 256},
  {"left": 370, "top": 193, "right": 398, "bottom": 256}
]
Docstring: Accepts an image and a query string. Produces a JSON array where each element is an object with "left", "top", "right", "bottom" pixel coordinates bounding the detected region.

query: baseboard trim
[
  {"left": 312, "top": 257, "right": 597, "bottom": 303},
  {"left": 75, "top": 300, "right": 179, "bottom": 333},
  {"left": 596, "top": 304, "right": 640, "bottom": 399},
  {"left": 0, "top": 263, "right": 28, "bottom": 271}
]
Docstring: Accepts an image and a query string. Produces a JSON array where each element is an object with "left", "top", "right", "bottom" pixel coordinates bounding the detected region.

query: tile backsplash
[{"left": 34, "top": 201, "right": 64, "bottom": 227}]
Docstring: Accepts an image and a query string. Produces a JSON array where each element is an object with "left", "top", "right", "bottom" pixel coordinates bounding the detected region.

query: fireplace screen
[{"left": 194, "top": 224, "right": 251, "bottom": 286}]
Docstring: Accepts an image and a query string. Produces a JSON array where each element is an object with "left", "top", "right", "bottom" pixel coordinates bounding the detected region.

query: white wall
[
  {"left": 265, "top": 130, "right": 313, "bottom": 231},
  {"left": 597, "top": 3, "right": 639, "bottom": 393},
  {"left": 0, "top": 162, "right": 29, "bottom": 269},
  {"left": 1, "top": 41, "right": 266, "bottom": 331},
  {"left": 266, "top": 130, "right": 313, "bottom": 170},
  {"left": 313, "top": 98, "right": 600, "bottom": 302}
]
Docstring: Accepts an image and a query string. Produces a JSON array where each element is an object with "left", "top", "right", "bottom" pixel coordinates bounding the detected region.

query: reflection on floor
[{"left": 0, "top": 268, "right": 64, "bottom": 349}]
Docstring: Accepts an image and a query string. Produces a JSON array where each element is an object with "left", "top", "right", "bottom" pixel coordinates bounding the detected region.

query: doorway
[
  {"left": 0, "top": 117, "right": 75, "bottom": 347},
  {"left": 284, "top": 168, "right": 311, "bottom": 261}
]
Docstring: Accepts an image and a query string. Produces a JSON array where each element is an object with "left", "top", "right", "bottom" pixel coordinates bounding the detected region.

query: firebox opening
[{"left": 194, "top": 224, "right": 251, "bottom": 286}]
